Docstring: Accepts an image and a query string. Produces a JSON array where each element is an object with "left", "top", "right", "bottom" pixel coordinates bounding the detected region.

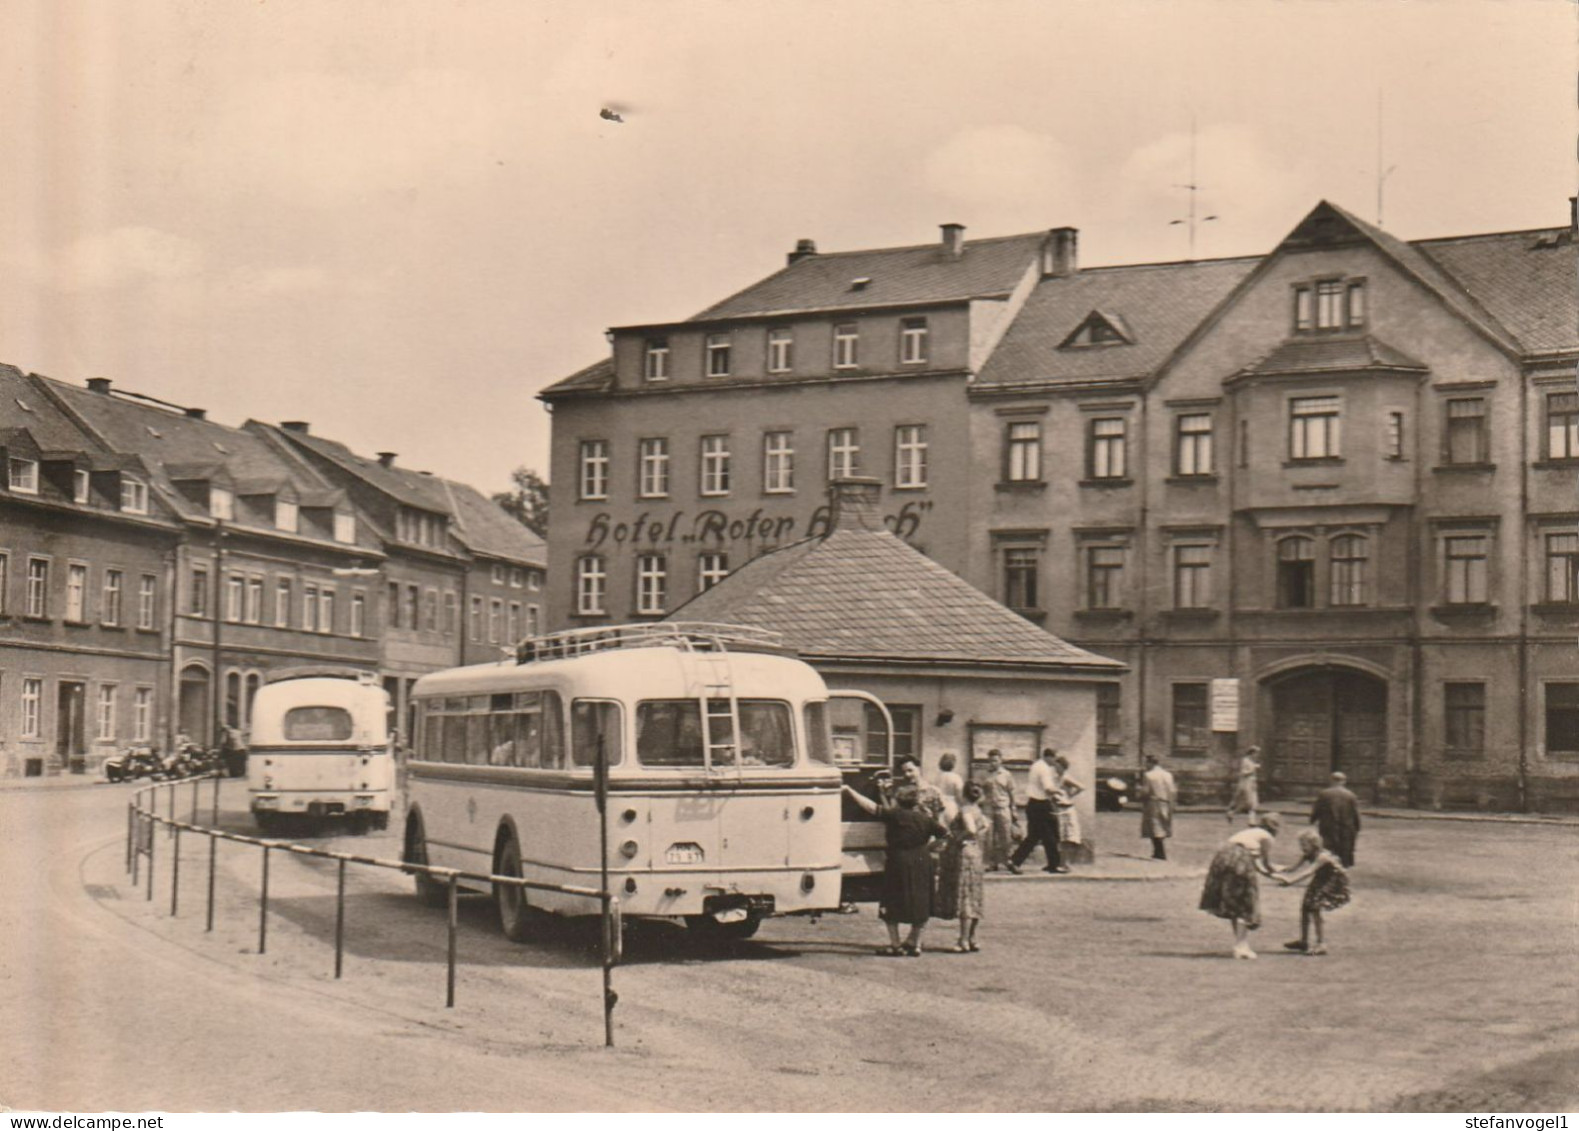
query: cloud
[
  {"left": 50, "top": 226, "right": 204, "bottom": 291},
  {"left": 922, "top": 125, "right": 1075, "bottom": 221}
]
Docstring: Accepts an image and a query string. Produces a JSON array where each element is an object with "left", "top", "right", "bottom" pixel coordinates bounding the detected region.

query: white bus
[
  {"left": 402, "top": 623, "right": 849, "bottom": 940},
  {"left": 247, "top": 668, "right": 395, "bottom": 833}
]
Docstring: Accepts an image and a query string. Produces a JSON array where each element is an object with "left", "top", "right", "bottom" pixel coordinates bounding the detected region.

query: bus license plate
[
  {"left": 666, "top": 843, "right": 704, "bottom": 865},
  {"left": 714, "top": 907, "right": 748, "bottom": 924}
]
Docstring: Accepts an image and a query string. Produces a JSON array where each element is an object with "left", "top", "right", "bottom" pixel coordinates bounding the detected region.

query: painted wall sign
[
  {"left": 1210, "top": 677, "right": 1240, "bottom": 732},
  {"left": 581, "top": 500, "right": 933, "bottom": 552}
]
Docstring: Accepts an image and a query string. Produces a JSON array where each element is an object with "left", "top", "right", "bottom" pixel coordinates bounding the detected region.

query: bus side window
[
  {"left": 488, "top": 694, "right": 515, "bottom": 767},
  {"left": 572, "top": 700, "right": 623, "bottom": 767},
  {"left": 442, "top": 708, "right": 467, "bottom": 764},
  {"left": 515, "top": 708, "right": 542, "bottom": 768},
  {"left": 464, "top": 696, "right": 489, "bottom": 765},
  {"left": 541, "top": 691, "right": 566, "bottom": 769},
  {"left": 803, "top": 702, "right": 833, "bottom": 765}
]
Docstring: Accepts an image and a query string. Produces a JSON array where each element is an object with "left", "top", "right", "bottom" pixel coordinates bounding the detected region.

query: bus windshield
[
  {"left": 283, "top": 706, "right": 354, "bottom": 742},
  {"left": 636, "top": 699, "right": 795, "bottom": 768}
]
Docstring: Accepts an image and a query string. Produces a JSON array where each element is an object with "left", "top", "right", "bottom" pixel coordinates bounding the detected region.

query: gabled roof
[
  {"left": 1293, "top": 202, "right": 1521, "bottom": 354},
  {"left": 262, "top": 423, "right": 546, "bottom": 568},
  {"left": 977, "top": 257, "right": 1257, "bottom": 389},
  {"left": 670, "top": 493, "right": 1123, "bottom": 671},
  {"left": 0, "top": 365, "right": 104, "bottom": 454},
  {"left": 688, "top": 231, "right": 1049, "bottom": 321},
  {"left": 39, "top": 377, "right": 368, "bottom": 545},
  {"left": 269, "top": 428, "right": 455, "bottom": 514},
  {"left": 443, "top": 479, "right": 547, "bottom": 568},
  {"left": 1237, "top": 334, "right": 1428, "bottom": 379},
  {"left": 1416, "top": 227, "right": 1578, "bottom": 355}
]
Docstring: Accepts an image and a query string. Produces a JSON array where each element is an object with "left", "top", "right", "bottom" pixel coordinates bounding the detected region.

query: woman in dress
[
  {"left": 979, "top": 749, "right": 1020, "bottom": 872},
  {"left": 1226, "top": 746, "right": 1262, "bottom": 823},
  {"left": 1278, "top": 828, "right": 1351, "bottom": 956},
  {"left": 936, "top": 780, "right": 988, "bottom": 952},
  {"left": 933, "top": 752, "right": 965, "bottom": 821},
  {"left": 1199, "top": 811, "right": 1283, "bottom": 959},
  {"left": 843, "top": 781, "right": 948, "bottom": 956},
  {"left": 1050, "top": 754, "right": 1085, "bottom": 871}
]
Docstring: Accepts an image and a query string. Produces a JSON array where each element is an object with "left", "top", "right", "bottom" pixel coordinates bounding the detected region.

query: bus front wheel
[
  {"left": 494, "top": 835, "right": 532, "bottom": 942},
  {"left": 404, "top": 816, "right": 447, "bottom": 908}
]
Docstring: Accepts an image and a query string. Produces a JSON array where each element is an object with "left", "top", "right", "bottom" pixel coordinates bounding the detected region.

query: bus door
[{"left": 827, "top": 691, "right": 893, "bottom": 881}]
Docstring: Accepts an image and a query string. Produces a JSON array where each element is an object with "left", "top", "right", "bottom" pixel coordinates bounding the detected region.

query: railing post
[
  {"left": 206, "top": 834, "right": 217, "bottom": 933},
  {"left": 170, "top": 826, "right": 181, "bottom": 917},
  {"left": 145, "top": 814, "right": 155, "bottom": 902},
  {"left": 191, "top": 777, "right": 200, "bottom": 824},
  {"left": 126, "top": 802, "right": 134, "bottom": 874},
  {"left": 602, "top": 893, "right": 618, "bottom": 1048},
  {"left": 334, "top": 858, "right": 346, "bottom": 979},
  {"left": 212, "top": 773, "right": 221, "bottom": 827},
  {"left": 167, "top": 782, "right": 174, "bottom": 834},
  {"left": 445, "top": 873, "right": 459, "bottom": 1008},
  {"left": 258, "top": 844, "right": 270, "bottom": 955},
  {"left": 131, "top": 811, "right": 141, "bottom": 888}
]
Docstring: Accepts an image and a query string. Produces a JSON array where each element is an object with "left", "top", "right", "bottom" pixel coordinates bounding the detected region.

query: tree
[{"left": 493, "top": 466, "right": 549, "bottom": 539}]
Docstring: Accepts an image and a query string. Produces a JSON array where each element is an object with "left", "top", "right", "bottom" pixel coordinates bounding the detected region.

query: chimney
[
  {"left": 787, "top": 238, "right": 818, "bottom": 266},
  {"left": 1043, "top": 227, "right": 1078, "bottom": 277},
  {"left": 376, "top": 452, "right": 397, "bottom": 468},
  {"left": 940, "top": 223, "right": 965, "bottom": 259},
  {"left": 280, "top": 421, "right": 310, "bottom": 435},
  {"left": 184, "top": 407, "right": 207, "bottom": 420},
  {"left": 826, "top": 476, "right": 884, "bottom": 535},
  {"left": 86, "top": 378, "right": 112, "bottom": 394}
]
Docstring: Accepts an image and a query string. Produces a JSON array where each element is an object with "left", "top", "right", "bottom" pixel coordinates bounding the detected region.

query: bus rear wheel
[
  {"left": 404, "top": 816, "right": 447, "bottom": 908},
  {"left": 685, "top": 912, "right": 762, "bottom": 941},
  {"left": 494, "top": 835, "right": 532, "bottom": 942}
]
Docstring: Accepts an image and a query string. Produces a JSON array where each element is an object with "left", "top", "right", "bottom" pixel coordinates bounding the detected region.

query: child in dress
[{"left": 1278, "top": 828, "right": 1351, "bottom": 956}]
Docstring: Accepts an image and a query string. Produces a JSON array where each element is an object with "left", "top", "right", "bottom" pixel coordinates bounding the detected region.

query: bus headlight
[{"left": 619, "top": 839, "right": 640, "bottom": 859}]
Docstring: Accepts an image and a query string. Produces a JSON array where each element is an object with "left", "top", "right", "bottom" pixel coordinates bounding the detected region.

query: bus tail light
[
  {"left": 801, "top": 873, "right": 816, "bottom": 893},
  {"left": 621, "top": 808, "right": 638, "bottom": 824},
  {"left": 619, "top": 839, "right": 640, "bottom": 859},
  {"left": 624, "top": 878, "right": 638, "bottom": 895},
  {"left": 800, "top": 806, "right": 815, "bottom": 821}
]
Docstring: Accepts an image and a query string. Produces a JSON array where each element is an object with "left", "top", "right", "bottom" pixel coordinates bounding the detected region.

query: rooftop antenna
[
  {"left": 1376, "top": 87, "right": 1397, "bottom": 227},
  {"left": 1169, "top": 115, "right": 1218, "bottom": 259}
]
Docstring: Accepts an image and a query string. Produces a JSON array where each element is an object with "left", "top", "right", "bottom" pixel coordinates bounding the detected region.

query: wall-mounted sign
[
  {"left": 582, "top": 500, "right": 933, "bottom": 552},
  {"left": 1210, "top": 678, "right": 1240, "bottom": 733},
  {"left": 968, "top": 723, "right": 1043, "bottom": 766}
]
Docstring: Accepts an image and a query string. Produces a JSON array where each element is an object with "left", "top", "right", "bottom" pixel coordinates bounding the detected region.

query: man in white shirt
[
  {"left": 1008, "top": 748, "right": 1068, "bottom": 874},
  {"left": 1139, "top": 755, "right": 1179, "bottom": 860}
]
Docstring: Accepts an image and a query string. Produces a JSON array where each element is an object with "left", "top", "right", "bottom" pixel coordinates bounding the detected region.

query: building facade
[
  {"left": 1, "top": 371, "right": 546, "bottom": 776},
  {"left": 542, "top": 203, "right": 1579, "bottom": 811}
]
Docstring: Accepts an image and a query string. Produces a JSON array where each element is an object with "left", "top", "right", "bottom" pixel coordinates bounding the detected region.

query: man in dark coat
[{"left": 1310, "top": 771, "right": 1362, "bottom": 866}]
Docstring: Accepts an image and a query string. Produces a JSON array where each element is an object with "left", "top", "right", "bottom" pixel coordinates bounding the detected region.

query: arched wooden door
[{"left": 1268, "top": 669, "right": 1387, "bottom": 797}]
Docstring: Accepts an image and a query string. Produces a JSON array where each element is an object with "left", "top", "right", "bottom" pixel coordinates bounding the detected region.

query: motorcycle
[{"left": 104, "top": 747, "right": 164, "bottom": 782}]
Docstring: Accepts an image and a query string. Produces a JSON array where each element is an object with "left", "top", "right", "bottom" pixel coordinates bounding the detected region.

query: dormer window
[
  {"left": 333, "top": 512, "right": 355, "bottom": 544},
  {"left": 120, "top": 475, "right": 148, "bottom": 514},
  {"left": 72, "top": 469, "right": 90, "bottom": 503},
  {"left": 1060, "top": 311, "right": 1132, "bottom": 349},
  {"left": 643, "top": 338, "right": 669, "bottom": 382},
  {"left": 705, "top": 333, "right": 732, "bottom": 377},
  {"left": 1294, "top": 277, "right": 1366, "bottom": 333},
  {"left": 210, "top": 486, "right": 234, "bottom": 521},
  {"left": 275, "top": 498, "right": 299, "bottom": 533},
  {"left": 9, "top": 458, "right": 38, "bottom": 495}
]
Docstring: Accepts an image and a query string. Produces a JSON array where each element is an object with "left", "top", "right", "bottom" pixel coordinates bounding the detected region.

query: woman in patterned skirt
[
  {"left": 1278, "top": 828, "right": 1351, "bottom": 956},
  {"left": 1199, "top": 812, "right": 1283, "bottom": 959},
  {"left": 936, "top": 781, "right": 988, "bottom": 952}
]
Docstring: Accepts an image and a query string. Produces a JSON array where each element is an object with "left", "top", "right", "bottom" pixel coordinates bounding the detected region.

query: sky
[{"left": 0, "top": 0, "right": 1573, "bottom": 496}]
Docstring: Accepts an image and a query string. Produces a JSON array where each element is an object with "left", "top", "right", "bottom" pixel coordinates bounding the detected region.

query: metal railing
[
  {"left": 515, "top": 621, "right": 786, "bottom": 663},
  {"left": 125, "top": 776, "right": 620, "bottom": 1047}
]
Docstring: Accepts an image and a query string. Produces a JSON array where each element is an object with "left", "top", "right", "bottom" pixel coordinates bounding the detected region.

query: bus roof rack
[
  {"left": 515, "top": 622, "right": 788, "bottom": 664},
  {"left": 264, "top": 666, "right": 381, "bottom": 685}
]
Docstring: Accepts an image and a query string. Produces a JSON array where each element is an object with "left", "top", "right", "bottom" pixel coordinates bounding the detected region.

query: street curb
[{"left": 1174, "top": 805, "right": 1578, "bottom": 827}]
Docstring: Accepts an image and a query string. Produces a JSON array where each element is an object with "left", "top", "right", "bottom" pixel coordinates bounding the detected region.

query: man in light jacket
[{"left": 1139, "top": 755, "right": 1178, "bottom": 860}]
